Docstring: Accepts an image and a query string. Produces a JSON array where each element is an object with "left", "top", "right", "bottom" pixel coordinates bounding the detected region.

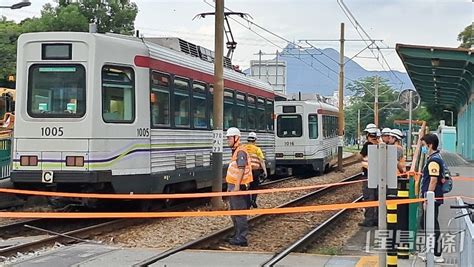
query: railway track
[
  {"left": 260, "top": 153, "right": 359, "bottom": 188},
  {"left": 134, "top": 172, "right": 363, "bottom": 266},
  {"left": 0, "top": 200, "right": 206, "bottom": 259},
  {"left": 261, "top": 196, "right": 363, "bottom": 267}
]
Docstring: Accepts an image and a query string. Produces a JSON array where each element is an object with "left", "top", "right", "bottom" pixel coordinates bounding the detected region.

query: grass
[
  {"left": 344, "top": 145, "right": 360, "bottom": 153},
  {"left": 315, "top": 246, "right": 343, "bottom": 255}
]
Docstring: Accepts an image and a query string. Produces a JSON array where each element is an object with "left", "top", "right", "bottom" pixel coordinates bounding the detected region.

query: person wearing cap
[
  {"left": 359, "top": 123, "right": 381, "bottom": 227},
  {"left": 225, "top": 127, "right": 253, "bottom": 246},
  {"left": 381, "top": 127, "right": 392, "bottom": 144},
  {"left": 389, "top": 129, "right": 406, "bottom": 175},
  {"left": 245, "top": 132, "right": 267, "bottom": 208}
]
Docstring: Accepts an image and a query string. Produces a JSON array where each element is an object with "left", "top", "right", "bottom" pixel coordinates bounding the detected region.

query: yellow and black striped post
[
  {"left": 397, "top": 178, "right": 410, "bottom": 259},
  {"left": 387, "top": 190, "right": 398, "bottom": 267}
]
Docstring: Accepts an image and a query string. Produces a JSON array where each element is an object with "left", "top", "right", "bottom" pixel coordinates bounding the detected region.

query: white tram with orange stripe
[
  {"left": 11, "top": 32, "right": 280, "bottom": 197},
  {"left": 274, "top": 100, "right": 339, "bottom": 175}
]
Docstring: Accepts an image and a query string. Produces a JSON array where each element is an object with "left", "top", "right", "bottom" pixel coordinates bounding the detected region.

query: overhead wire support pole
[
  {"left": 211, "top": 0, "right": 224, "bottom": 209},
  {"left": 337, "top": 22, "right": 345, "bottom": 172},
  {"left": 374, "top": 76, "right": 379, "bottom": 126}
]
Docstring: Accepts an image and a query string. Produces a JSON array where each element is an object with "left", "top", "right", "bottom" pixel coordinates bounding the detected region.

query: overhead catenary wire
[
  {"left": 336, "top": 0, "right": 405, "bottom": 89},
  {"left": 202, "top": 0, "right": 343, "bottom": 83}
]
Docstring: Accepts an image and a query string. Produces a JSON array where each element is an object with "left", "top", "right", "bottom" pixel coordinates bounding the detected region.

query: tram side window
[
  {"left": 308, "top": 114, "right": 318, "bottom": 139},
  {"left": 235, "top": 92, "right": 247, "bottom": 130},
  {"left": 150, "top": 71, "right": 170, "bottom": 126},
  {"left": 209, "top": 85, "right": 214, "bottom": 128},
  {"left": 257, "top": 98, "right": 266, "bottom": 131},
  {"left": 173, "top": 77, "right": 190, "bottom": 127},
  {"left": 102, "top": 66, "right": 135, "bottom": 123},
  {"left": 28, "top": 64, "right": 86, "bottom": 118},
  {"left": 224, "top": 89, "right": 234, "bottom": 129},
  {"left": 247, "top": 96, "right": 256, "bottom": 130},
  {"left": 277, "top": 115, "right": 302, "bottom": 137},
  {"left": 266, "top": 100, "right": 274, "bottom": 131},
  {"left": 192, "top": 82, "right": 207, "bottom": 129}
]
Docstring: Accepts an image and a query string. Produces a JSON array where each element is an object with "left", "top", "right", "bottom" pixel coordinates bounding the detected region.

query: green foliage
[
  {"left": 0, "top": 0, "right": 138, "bottom": 79},
  {"left": 0, "top": 17, "right": 22, "bottom": 78},
  {"left": 457, "top": 24, "right": 473, "bottom": 49},
  {"left": 344, "top": 76, "right": 444, "bottom": 140},
  {"left": 58, "top": 0, "right": 138, "bottom": 35},
  {"left": 21, "top": 4, "right": 89, "bottom": 32}
]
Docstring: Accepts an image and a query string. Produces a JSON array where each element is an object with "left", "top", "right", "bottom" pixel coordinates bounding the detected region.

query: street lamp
[
  {"left": 443, "top": 109, "right": 454, "bottom": 126},
  {"left": 0, "top": 0, "right": 31, "bottom": 9}
]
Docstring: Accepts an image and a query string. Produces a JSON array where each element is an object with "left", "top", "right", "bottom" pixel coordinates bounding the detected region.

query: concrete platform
[
  {"left": 8, "top": 243, "right": 425, "bottom": 267},
  {"left": 344, "top": 152, "right": 474, "bottom": 267}
]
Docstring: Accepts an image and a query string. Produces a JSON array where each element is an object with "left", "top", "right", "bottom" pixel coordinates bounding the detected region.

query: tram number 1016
[{"left": 41, "top": 127, "right": 64, "bottom": 137}]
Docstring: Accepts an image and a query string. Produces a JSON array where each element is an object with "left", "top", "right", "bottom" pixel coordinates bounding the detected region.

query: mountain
[{"left": 247, "top": 44, "right": 413, "bottom": 96}]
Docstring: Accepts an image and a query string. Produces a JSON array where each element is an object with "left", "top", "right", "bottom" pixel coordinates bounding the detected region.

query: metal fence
[
  {"left": 456, "top": 197, "right": 474, "bottom": 266},
  {"left": 0, "top": 137, "right": 11, "bottom": 179}
]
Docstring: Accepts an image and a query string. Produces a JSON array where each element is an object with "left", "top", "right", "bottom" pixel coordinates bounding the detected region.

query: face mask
[{"left": 421, "top": 146, "right": 428, "bottom": 154}]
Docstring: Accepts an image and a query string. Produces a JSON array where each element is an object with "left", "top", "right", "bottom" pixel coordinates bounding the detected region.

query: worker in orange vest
[
  {"left": 225, "top": 127, "right": 253, "bottom": 247},
  {"left": 389, "top": 128, "right": 406, "bottom": 175},
  {"left": 245, "top": 132, "right": 268, "bottom": 208}
]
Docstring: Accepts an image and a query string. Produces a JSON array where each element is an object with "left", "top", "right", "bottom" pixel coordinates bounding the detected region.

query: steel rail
[
  {"left": 261, "top": 196, "right": 363, "bottom": 267},
  {"left": 134, "top": 172, "right": 363, "bottom": 267},
  {"left": 0, "top": 200, "right": 207, "bottom": 258}
]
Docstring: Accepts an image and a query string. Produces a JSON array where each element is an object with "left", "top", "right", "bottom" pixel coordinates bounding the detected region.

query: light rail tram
[
  {"left": 11, "top": 32, "right": 279, "bottom": 199},
  {"left": 274, "top": 100, "right": 339, "bottom": 175}
]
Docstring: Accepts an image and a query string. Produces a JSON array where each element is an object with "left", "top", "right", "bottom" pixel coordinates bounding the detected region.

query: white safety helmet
[
  {"left": 248, "top": 132, "right": 257, "bottom": 141},
  {"left": 226, "top": 127, "right": 241, "bottom": 137},
  {"left": 363, "top": 123, "right": 378, "bottom": 134},
  {"left": 381, "top": 128, "right": 392, "bottom": 136},
  {"left": 389, "top": 129, "right": 404, "bottom": 140}
]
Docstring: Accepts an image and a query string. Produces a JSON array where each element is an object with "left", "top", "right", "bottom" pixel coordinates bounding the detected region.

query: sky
[{"left": 1, "top": 0, "right": 472, "bottom": 72}]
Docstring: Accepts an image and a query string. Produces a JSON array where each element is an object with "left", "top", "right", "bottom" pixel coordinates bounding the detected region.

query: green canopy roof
[{"left": 396, "top": 44, "right": 473, "bottom": 111}]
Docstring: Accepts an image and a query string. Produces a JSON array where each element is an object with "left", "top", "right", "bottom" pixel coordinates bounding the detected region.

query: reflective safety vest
[
  {"left": 396, "top": 144, "right": 406, "bottom": 176},
  {"left": 245, "top": 143, "right": 263, "bottom": 170},
  {"left": 226, "top": 145, "right": 253, "bottom": 185}
]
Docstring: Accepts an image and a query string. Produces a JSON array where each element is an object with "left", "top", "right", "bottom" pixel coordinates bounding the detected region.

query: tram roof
[{"left": 396, "top": 44, "right": 473, "bottom": 111}]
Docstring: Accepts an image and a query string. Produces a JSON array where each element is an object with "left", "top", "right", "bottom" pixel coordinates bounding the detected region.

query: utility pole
[
  {"left": 211, "top": 0, "right": 224, "bottom": 209},
  {"left": 258, "top": 50, "right": 262, "bottom": 78},
  {"left": 275, "top": 50, "right": 279, "bottom": 91},
  {"left": 374, "top": 76, "right": 379, "bottom": 127},
  {"left": 407, "top": 90, "right": 413, "bottom": 159},
  {"left": 357, "top": 109, "right": 360, "bottom": 149},
  {"left": 337, "top": 22, "right": 345, "bottom": 172}
]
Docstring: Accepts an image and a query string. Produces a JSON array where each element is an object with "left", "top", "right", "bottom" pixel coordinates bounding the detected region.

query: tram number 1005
[
  {"left": 137, "top": 128, "right": 150, "bottom": 137},
  {"left": 41, "top": 127, "right": 64, "bottom": 137}
]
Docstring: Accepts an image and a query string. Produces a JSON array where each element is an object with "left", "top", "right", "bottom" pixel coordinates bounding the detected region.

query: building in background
[{"left": 249, "top": 59, "right": 287, "bottom": 95}]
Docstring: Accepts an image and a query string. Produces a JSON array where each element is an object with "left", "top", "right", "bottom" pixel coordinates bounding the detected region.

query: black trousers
[
  {"left": 420, "top": 202, "right": 442, "bottom": 257},
  {"left": 362, "top": 180, "right": 378, "bottom": 224},
  {"left": 249, "top": 169, "right": 263, "bottom": 204}
]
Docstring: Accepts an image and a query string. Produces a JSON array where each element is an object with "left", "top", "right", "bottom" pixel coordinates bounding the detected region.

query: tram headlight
[
  {"left": 20, "top": 156, "right": 38, "bottom": 166},
  {"left": 295, "top": 153, "right": 304, "bottom": 158},
  {"left": 275, "top": 153, "right": 283, "bottom": 158},
  {"left": 66, "top": 156, "right": 84, "bottom": 167}
]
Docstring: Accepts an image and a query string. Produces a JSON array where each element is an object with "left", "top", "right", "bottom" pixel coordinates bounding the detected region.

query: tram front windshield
[
  {"left": 27, "top": 65, "right": 86, "bottom": 118},
  {"left": 277, "top": 115, "right": 302, "bottom": 137}
]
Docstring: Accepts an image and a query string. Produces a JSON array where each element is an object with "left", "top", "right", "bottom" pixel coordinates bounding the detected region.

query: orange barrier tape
[
  {"left": 0, "top": 198, "right": 424, "bottom": 219},
  {"left": 0, "top": 178, "right": 366, "bottom": 199},
  {"left": 452, "top": 176, "right": 474, "bottom": 182}
]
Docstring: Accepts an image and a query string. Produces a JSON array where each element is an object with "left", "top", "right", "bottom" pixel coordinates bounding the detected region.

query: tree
[
  {"left": 457, "top": 24, "right": 473, "bottom": 49},
  {"left": 0, "top": 17, "right": 23, "bottom": 79},
  {"left": 343, "top": 76, "right": 442, "bottom": 141},
  {"left": 0, "top": 0, "right": 138, "bottom": 80},
  {"left": 21, "top": 4, "right": 89, "bottom": 32},
  {"left": 58, "top": 0, "right": 138, "bottom": 35},
  {"left": 344, "top": 76, "right": 398, "bottom": 138}
]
